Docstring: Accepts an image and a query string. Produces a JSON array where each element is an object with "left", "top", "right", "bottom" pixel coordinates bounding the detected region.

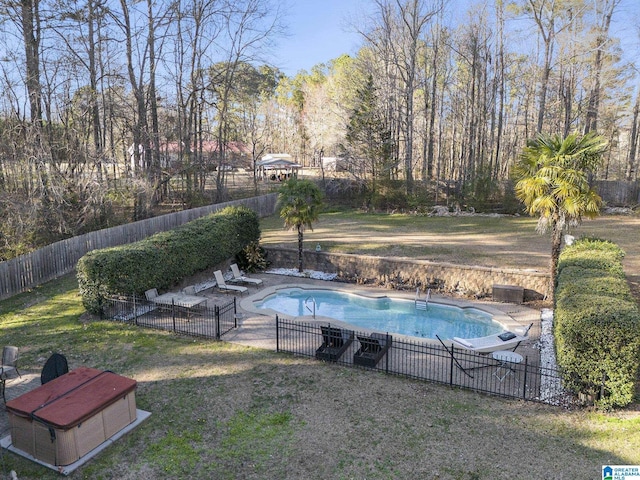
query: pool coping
[{"left": 240, "top": 283, "right": 525, "bottom": 344}]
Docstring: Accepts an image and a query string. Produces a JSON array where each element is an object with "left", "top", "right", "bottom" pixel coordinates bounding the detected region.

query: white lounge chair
[
  {"left": 182, "top": 285, "right": 196, "bottom": 295},
  {"left": 145, "top": 288, "right": 159, "bottom": 301},
  {"left": 451, "top": 323, "right": 533, "bottom": 354},
  {"left": 229, "top": 264, "right": 263, "bottom": 286},
  {"left": 214, "top": 270, "right": 248, "bottom": 295}
]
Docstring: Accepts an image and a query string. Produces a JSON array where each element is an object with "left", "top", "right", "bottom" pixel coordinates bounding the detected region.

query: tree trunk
[
  {"left": 583, "top": 1, "right": 617, "bottom": 134},
  {"left": 87, "top": 0, "right": 103, "bottom": 182},
  {"left": 297, "top": 226, "right": 304, "bottom": 273},
  {"left": 21, "top": 0, "right": 42, "bottom": 126},
  {"left": 549, "top": 218, "right": 563, "bottom": 303},
  {"left": 147, "top": 0, "right": 162, "bottom": 203},
  {"left": 626, "top": 92, "right": 640, "bottom": 181}
]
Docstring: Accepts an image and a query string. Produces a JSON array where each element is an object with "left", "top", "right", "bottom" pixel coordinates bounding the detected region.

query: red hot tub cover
[{"left": 6, "top": 367, "right": 137, "bottom": 429}]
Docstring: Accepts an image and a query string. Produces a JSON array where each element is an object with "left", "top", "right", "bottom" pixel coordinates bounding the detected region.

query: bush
[
  {"left": 557, "top": 238, "right": 626, "bottom": 278},
  {"left": 555, "top": 238, "right": 640, "bottom": 409},
  {"left": 235, "top": 240, "right": 269, "bottom": 272},
  {"left": 555, "top": 271, "right": 633, "bottom": 302},
  {"left": 77, "top": 206, "right": 260, "bottom": 313}
]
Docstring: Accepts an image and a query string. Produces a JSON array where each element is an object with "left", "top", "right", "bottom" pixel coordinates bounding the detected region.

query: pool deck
[
  {"left": 1, "top": 272, "right": 544, "bottom": 440},
  {"left": 225, "top": 273, "right": 543, "bottom": 360}
]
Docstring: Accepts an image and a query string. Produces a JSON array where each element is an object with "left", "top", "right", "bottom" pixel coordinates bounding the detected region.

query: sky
[
  {"left": 270, "top": 0, "right": 372, "bottom": 76},
  {"left": 269, "top": 0, "right": 640, "bottom": 78}
]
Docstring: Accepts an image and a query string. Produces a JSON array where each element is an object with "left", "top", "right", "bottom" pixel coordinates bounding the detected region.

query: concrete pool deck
[
  {"left": 221, "top": 272, "right": 544, "bottom": 359},
  {"left": 0, "top": 272, "right": 544, "bottom": 440}
]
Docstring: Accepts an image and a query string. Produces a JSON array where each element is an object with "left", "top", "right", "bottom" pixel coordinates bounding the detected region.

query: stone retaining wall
[{"left": 265, "top": 247, "right": 549, "bottom": 301}]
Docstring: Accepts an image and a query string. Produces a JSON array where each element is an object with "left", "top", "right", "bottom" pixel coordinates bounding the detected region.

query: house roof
[
  {"left": 257, "top": 153, "right": 301, "bottom": 169},
  {"left": 162, "top": 141, "right": 250, "bottom": 155}
]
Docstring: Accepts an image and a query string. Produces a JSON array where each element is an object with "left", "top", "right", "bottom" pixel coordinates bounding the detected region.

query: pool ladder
[
  {"left": 415, "top": 288, "right": 430, "bottom": 311},
  {"left": 305, "top": 296, "right": 317, "bottom": 318}
]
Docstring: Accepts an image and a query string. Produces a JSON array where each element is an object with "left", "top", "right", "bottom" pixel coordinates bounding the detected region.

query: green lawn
[{"left": 2, "top": 269, "right": 640, "bottom": 478}]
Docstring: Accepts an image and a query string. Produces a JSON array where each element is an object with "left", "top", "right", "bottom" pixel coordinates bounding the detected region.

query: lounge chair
[
  {"left": 315, "top": 325, "right": 354, "bottom": 362},
  {"left": 435, "top": 335, "right": 484, "bottom": 378},
  {"left": 214, "top": 270, "right": 248, "bottom": 295},
  {"left": 145, "top": 288, "right": 159, "bottom": 301},
  {"left": 229, "top": 264, "right": 263, "bottom": 286},
  {"left": 182, "top": 285, "right": 196, "bottom": 295},
  {"left": 451, "top": 323, "right": 533, "bottom": 354},
  {"left": 353, "top": 333, "right": 392, "bottom": 368}
]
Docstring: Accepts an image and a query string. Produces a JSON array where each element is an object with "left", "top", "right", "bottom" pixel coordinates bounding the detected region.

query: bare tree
[
  {"left": 583, "top": 0, "right": 621, "bottom": 134},
  {"left": 521, "top": 0, "right": 581, "bottom": 133},
  {"left": 206, "top": 0, "right": 284, "bottom": 202},
  {"left": 360, "top": 0, "right": 439, "bottom": 194}
]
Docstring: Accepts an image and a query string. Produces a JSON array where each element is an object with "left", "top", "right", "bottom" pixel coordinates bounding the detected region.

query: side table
[{"left": 491, "top": 350, "right": 523, "bottom": 381}]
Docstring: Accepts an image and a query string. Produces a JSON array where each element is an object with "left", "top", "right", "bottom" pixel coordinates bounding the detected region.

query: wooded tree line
[{"left": 0, "top": 0, "right": 637, "bottom": 259}]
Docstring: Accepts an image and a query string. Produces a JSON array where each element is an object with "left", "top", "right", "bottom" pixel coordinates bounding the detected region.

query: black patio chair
[
  {"left": 41, "top": 353, "right": 69, "bottom": 385},
  {"left": 315, "top": 326, "right": 354, "bottom": 362},
  {"left": 353, "top": 333, "right": 392, "bottom": 368}
]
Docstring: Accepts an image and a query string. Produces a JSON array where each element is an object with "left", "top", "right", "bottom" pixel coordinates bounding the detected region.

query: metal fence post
[
  {"left": 385, "top": 333, "right": 390, "bottom": 374},
  {"left": 171, "top": 299, "right": 176, "bottom": 332},
  {"left": 215, "top": 305, "right": 220, "bottom": 339},
  {"left": 449, "top": 348, "right": 454, "bottom": 386},
  {"left": 233, "top": 297, "right": 237, "bottom": 327},
  {"left": 275, "top": 315, "right": 280, "bottom": 352},
  {"left": 522, "top": 356, "right": 528, "bottom": 400}
]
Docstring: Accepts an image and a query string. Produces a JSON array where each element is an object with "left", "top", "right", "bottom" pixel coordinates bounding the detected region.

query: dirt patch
[{"left": 262, "top": 213, "right": 640, "bottom": 273}]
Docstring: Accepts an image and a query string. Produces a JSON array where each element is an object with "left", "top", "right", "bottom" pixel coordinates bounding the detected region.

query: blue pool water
[{"left": 255, "top": 288, "right": 504, "bottom": 340}]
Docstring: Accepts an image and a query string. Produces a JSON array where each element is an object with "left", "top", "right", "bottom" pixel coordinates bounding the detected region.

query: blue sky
[
  {"left": 270, "top": 0, "right": 371, "bottom": 75},
  {"left": 271, "top": 0, "right": 640, "bottom": 77}
]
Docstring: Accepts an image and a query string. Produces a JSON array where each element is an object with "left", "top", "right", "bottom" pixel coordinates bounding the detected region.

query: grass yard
[
  {"left": 3, "top": 276, "right": 640, "bottom": 479},
  {"left": 2, "top": 212, "right": 640, "bottom": 479},
  {"left": 260, "top": 210, "right": 640, "bottom": 273}
]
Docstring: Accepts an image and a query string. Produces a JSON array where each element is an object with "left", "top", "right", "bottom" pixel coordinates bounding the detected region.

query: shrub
[
  {"left": 557, "top": 238, "right": 626, "bottom": 278},
  {"left": 555, "top": 238, "right": 640, "bottom": 409},
  {"left": 235, "top": 240, "right": 269, "bottom": 272},
  {"left": 77, "top": 206, "right": 260, "bottom": 313}
]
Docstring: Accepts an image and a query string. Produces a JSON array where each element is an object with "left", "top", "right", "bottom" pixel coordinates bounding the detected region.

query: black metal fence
[
  {"left": 275, "top": 316, "right": 570, "bottom": 406},
  {"left": 103, "top": 295, "right": 239, "bottom": 339}
]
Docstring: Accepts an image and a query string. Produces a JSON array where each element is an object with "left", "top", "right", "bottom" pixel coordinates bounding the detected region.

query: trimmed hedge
[
  {"left": 77, "top": 206, "right": 260, "bottom": 313},
  {"left": 555, "top": 238, "right": 640, "bottom": 408}
]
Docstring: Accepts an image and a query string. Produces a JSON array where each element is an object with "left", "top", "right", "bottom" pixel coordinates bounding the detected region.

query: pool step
[
  {"left": 414, "top": 288, "right": 431, "bottom": 311},
  {"left": 415, "top": 300, "right": 427, "bottom": 310}
]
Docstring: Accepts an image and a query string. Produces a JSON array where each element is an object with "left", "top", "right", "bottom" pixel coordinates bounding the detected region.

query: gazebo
[{"left": 256, "top": 154, "right": 301, "bottom": 181}]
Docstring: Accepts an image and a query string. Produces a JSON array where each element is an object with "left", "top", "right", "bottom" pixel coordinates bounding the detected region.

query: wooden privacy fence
[
  {"left": 594, "top": 180, "right": 640, "bottom": 206},
  {"left": 0, "top": 194, "right": 278, "bottom": 301}
]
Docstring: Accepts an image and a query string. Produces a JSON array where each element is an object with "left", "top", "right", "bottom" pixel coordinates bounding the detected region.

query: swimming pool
[{"left": 252, "top": 287, "right": 505, "bottom": 340}]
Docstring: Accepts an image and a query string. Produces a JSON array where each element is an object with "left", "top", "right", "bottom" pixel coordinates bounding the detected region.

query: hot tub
[{"left": 6, "top": 367, "right": 137, "bottom": 466}]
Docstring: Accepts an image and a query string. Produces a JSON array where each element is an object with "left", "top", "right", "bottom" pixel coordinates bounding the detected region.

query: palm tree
[
  {"left": 513, "top": 131, "right": 607, "bottom": 301},
  {"left": 277, "top": 178, "right": 324, "bottom": 272}
]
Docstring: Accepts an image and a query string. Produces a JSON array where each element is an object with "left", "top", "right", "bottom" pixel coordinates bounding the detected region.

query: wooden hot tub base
[{"left": 6, "top": 367, "right": 138, "bottom": 466}]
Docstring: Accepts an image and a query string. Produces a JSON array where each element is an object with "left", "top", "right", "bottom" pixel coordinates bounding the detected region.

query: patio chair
[
  {"left": 41, "top": 353, "right": 69, "bottom": 385},
  {"left": 229, "top": 264, "right": 263, "bottom": 286},
  {"left": 354, "top": 333, "right": 392, "bottom": 368},
  {"left": 145, "top": 288, "right": 159, "bottom": 301},
  {"left": 214, "top": 270, "right": 248, "bottom": 295},
  {"left": 1, "top": 346, "right": 21, "bottom": 378},
  {"left": 450, "top": 323, "right": 533, "bottom": 354},
  {"left": 1, "top": 346, "right": 19, "bottom": 402},
  {"left": 315, "top": 325, "right": 354, "bottom": 362}
]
